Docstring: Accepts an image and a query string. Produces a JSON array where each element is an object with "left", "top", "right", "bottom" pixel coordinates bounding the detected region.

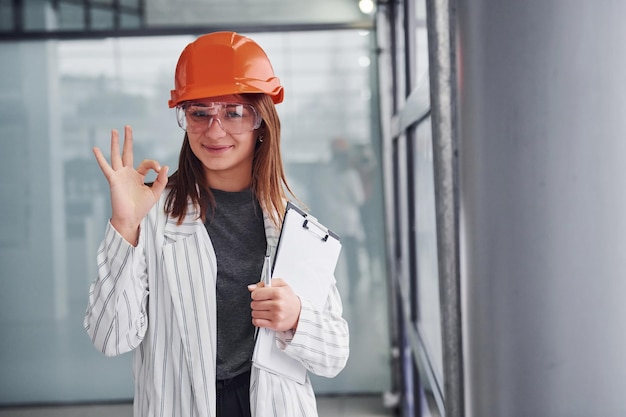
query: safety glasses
[{"left": 176, "top": 102, "right": 262, "bottom": 134}]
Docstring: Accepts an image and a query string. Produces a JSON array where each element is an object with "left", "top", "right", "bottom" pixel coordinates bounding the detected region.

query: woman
[{"left": 84, "top": 31, "right": 350, "bottom": 417}]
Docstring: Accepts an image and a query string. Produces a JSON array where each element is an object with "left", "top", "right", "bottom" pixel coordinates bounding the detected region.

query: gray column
[{"left": 458, "top": 1, "right": 626, "bottom": 416}]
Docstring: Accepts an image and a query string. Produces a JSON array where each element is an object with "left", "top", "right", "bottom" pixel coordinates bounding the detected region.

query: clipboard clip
[{"left": 302, "top": 218, "right": 330, "bottom": 242}]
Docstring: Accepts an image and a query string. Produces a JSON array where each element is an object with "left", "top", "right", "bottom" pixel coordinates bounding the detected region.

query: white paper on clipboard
[{"left": 252, "top": 202, "right": 342, "bottom": 383}]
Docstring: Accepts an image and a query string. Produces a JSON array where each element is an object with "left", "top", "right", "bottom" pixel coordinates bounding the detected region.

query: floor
[{"left": 0, "top": 394, "right": 396, "bottom": 417}]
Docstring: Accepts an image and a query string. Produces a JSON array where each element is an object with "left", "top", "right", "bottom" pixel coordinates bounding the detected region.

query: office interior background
[
  {"left": 0, "top": 0, "right": 401, "bottom": 414},
  {"left": 5, "top": 1, "right": 626, "bottom": 417}
]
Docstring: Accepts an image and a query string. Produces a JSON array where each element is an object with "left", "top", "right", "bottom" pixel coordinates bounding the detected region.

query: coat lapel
[
  {"left": 162, "top": 202, "right": 217, "bottom": 417},
  {"left": 160, "top": 199, "right": 282, "bottom": 417},
  {"left": 263, "top": 211, "right": 280, "bottom": 258}
]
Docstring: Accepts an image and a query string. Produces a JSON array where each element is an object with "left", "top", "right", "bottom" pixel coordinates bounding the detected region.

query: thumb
[{"left": 248, "top": 281, "right": 270, "bottom": 292}]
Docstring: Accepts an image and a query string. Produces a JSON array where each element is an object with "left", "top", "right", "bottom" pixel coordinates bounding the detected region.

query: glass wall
[
  {"left": 413, "top": 116, "right": 443, "bottom": 386},
  {"left": 377, "top": 0, "right": 453, "bottom": 415},
  {"left": 0, "top": 30, "right": 390, "bottom": 404}
]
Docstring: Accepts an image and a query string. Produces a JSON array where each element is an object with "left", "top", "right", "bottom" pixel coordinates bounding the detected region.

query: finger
[
  {"left": 268, "top": 278, "right": 287, "bottom": 287},
  {"left": 250, "top": 281, "right": 267, "bottom": 290},
  {"left": 250, "top": 287, "right": 273, "bottom": 301},
  {"left": 248, "top": 281, "right": 269, "bottom": 294},
  {"left": 121, "top": 125, "right": 134, "bottom": 167},
  {"left": 110, "top": 129, "right": 122, "bottom": 170},
  {"left": 251, "top": 305, "right": 274, "bottom": 321},
  {"left": 252, "top": 318, "right": 272, "bottom": 329},
  {"left": 136, "top": 159, "right": 162, "bottom": 176},
  {"left": 92, "top": 147, "right": 114, "bottom": 178},
  {"left": 150, "top": 166, "right": 169, "bottom": 200}
]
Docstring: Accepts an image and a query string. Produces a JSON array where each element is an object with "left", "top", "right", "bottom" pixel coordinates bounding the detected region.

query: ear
[{"left": 256, "top": 124, "right": 267, "bottom": 143}]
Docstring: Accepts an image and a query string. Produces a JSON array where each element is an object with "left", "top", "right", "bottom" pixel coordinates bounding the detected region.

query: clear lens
[{"left": 176, "top": 102, "right": 261, "bottom": 134}]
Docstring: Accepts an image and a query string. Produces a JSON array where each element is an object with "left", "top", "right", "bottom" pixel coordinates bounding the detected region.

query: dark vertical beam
[
  {"left": 388, "top": 0, "right": 400, "bottom": 115},
  {"left": 83, "top": 0, "right": 91, "bottom": 29},
  {"left": 13, "top": 0, "right": 23, "bottom": 31},
  {"left": 404, "top": 0, "right": 416, "bottom": 94},
  {"left": 402, "top": 0, "right": 419, "bottom": 327},
  {"left": 405, "top": 128, "right": 418, "bottom": 324},
  {"left": 113, "top": 0, "right": 120, "bottom": 28},
  {"left": 138, "top": 0, "right": 145, "bottom": 27}
]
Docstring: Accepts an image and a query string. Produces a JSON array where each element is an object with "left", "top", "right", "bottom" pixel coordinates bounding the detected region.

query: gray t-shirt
[{"left": 205, "top": 188, "right": 266, "bottom": 380}]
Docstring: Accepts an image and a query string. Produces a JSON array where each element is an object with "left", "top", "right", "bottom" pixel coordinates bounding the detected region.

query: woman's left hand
[{"left": 249, "top": 278, "right": 301, "bottom": 332}]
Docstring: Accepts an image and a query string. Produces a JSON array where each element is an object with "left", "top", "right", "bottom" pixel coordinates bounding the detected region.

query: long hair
[{"left": 164, "top": 93, "right": 295, "bottom": 228}]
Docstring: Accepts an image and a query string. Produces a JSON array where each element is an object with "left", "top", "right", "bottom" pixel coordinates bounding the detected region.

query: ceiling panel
[{"left": 146, "top": 0, "right": 367, "bottom": 27}]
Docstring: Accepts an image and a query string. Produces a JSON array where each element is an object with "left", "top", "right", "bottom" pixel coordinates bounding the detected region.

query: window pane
[
  {"left": 59, "top": 3, "right": 85, "bottom": 31},
  {"left": 395, "top": 2, "right": 407, "bottom": 105},
  {"left": 23, "top": 0, "right": 52, "bottom": 31},
  {"left": 90, "top": 8, "right": 114, "bottom": 30},
  {"left": 412, "top": 117, "right": 443, "bottom": 384},
  {"left": 0, "top": 31, "right": 390, "bottom": 404},
  {"left": 0, "top": 0, "right": 12, "bottom": 31},
  {"left": 120, "top": 12, "right": 141, "bottom": 29},
  {"left": 119, "top": 0, "right": 140, "bottom": 7},
  {"left": 415, "top": 0, "right": 429, "bottom": 87}
]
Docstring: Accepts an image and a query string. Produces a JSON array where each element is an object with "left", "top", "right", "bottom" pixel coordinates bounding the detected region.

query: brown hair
[{"left": 164, "top": 93, "right": 295, "bottom": 228}]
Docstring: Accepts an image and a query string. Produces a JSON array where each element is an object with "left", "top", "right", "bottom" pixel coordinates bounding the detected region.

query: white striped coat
[{"left": 84, "top": 192, "right": 350, "bottom": 417}]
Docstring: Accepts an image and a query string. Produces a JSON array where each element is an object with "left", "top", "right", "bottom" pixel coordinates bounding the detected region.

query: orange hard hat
[{"left": 168, "top": 31, "right": 284, "bottom": 108}]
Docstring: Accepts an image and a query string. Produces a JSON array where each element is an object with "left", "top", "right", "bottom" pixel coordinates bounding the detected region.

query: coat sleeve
[
  {"left": 276, "top": 283, "right": 349, "bottom": 378},
  {"left": 83, "top": 221, "right": 149, "bottom": 357}
]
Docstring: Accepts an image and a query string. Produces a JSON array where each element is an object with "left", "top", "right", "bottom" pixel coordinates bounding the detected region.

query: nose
[{"left": 203, "top": 116, "right": 227, "bottom": 137}]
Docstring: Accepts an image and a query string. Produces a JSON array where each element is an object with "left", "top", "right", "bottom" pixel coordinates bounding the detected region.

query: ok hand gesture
[{"left": 93, "top": 126, "right": 169, "bottom": 245}]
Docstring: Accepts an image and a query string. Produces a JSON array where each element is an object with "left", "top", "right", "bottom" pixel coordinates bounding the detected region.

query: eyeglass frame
[{"left": 175, "top": 101, "right": 263, "bottom": 135}]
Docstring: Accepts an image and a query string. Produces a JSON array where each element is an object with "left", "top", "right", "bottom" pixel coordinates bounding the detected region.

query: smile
[{"left": 202, "top": 144, "right": 233, "bottom": 153}]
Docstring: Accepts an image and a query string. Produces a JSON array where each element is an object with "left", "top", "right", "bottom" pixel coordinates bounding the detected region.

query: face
[{"left": 184, "top": 95, "right": 260, "bottom": 191}]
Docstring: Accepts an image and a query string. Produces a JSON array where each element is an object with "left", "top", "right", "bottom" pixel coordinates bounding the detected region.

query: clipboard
[{"left": 252, "top": 201, "right": 342, "bottom": 383}]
